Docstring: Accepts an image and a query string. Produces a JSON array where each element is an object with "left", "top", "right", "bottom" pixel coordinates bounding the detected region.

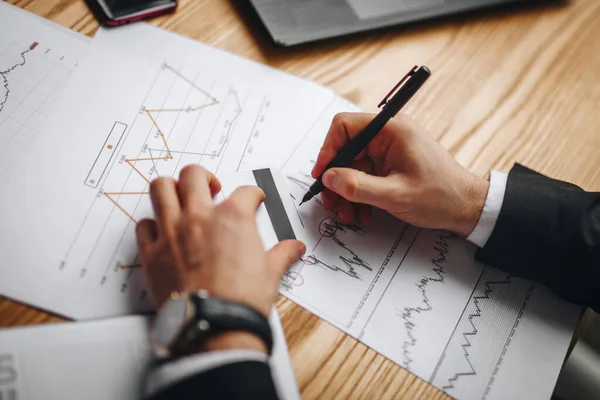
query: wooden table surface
[{"left": 2, "top": 0, "right": 600, "bottom": 398}]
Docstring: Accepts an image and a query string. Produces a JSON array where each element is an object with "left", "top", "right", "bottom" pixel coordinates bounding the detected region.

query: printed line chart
[
  {"left": 278, "top": 111, "right": 546, "bottom": 399},
  {"left": 440, "top": 275, "right": 515, "bottom": 391},
  {"left": 306, "top": 217, "right": 371, "bottom": 279},
  {"left": 278, "top": 96, "right": 417, "bottom": 327},
  {"left": 102, "top": 64, "right": 229, "bottom": 224},
  {"left": 58, "top": 61, "right": 272, "bottom": 302},
  {"left": 397, "top": 232, "right": 453, "bottom": 369},
  {"left": 283, "top": 164, "right": 376, "bottom": 288},
  {"left": 0, "top": 42, "right": 37, "bottom": 112},
  {"left": 430, "top": 266, "right": 533, "bottom": 399},
  {"left": 0, "top": 40, "right": 77, "bottom": 177}
]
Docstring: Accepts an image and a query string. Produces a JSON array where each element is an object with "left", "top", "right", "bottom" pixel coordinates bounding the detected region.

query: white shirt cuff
[
  {"left": 466, "top": 171, "right": 508, "bottom": 248},
  {"left": 145, "top": 350, "right": 267, "bottom": 396}
]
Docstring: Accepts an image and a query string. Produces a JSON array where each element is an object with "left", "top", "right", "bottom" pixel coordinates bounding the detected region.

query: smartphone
[{"left": 86, "top": 0, "right": 177, "bottom": 26}]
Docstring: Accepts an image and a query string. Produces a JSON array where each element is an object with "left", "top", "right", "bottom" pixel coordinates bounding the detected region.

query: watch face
[{"left": 154, "top": 297, "right": 189, "bottom": 349}]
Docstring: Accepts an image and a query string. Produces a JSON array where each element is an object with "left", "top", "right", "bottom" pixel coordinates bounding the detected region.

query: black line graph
[
  {"left": 287, "top": 170, "right": 323, "bottom": 210},
  {"left": 304, "top": 254, "right": 362, "bottom": 279},
  {"left": 286, "top": 161, "right": 322, "bottom": 199},
  {"left": 316, "top": 216, "right": 371, "bottom": 275},
  {"left": 286, "top": 173, "right": 324, "bottom": 215},
  {"left": 0, "top": 42, "right": 36, "bottom": 113},
  {"left": 397, "top": 232, "right": 453, "bottom": 369},
  {"left": 283, "top": 214, "right": 372, "bottom": 290},
  {"left": 280, "top": 270, "right": 304, "bottom": 289},
  {"left": 428, "top": 265, "right": 533, "bottom": 399},
  {"left": 441, "top": 277, "right": 513, "bottom": 391},
  {"left": 281, "top": 149, "right": 378, "bottom": 289},
  {"left": 0, "top": 40, "right": 76, "bottom": 178},
  {"left": 287, "top": 171, "right": 313, "bottom": 192}
]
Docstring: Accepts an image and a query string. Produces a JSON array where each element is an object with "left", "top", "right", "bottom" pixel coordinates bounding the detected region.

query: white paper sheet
[
  {"left": 0, "top": 310, "right": 299, "bottom": 400},
  {"left": 0, "top": 23, "right": 346, "bottom": 319},
  {"left": 275, "top": 111, "right": 581, "bottom": 400},
  {"left": 0, "top": 2, "right": 89, "bottom": 178}
]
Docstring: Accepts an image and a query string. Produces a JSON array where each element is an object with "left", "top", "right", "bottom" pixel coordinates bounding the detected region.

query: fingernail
[
  {"left": 322, "top": 170, "right": 338, "bottom": 190},
  {"left": 297, "top": 243, "right": 307, "bottom": 259}
]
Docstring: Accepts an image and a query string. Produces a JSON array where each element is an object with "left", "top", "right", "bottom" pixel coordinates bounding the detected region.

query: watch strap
[{"left": 192, "top": 294, "right": 274, "bottom": 355}]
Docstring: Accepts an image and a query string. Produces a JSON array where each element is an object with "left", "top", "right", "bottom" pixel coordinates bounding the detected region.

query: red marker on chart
[{"left": 29, "top": 42, "right": 38, "bottom": 50}]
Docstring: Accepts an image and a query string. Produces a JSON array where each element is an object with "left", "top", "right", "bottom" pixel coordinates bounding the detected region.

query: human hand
[
  {"left": 312, "top": 113, "right": 489, "bottom": 237},
  {"left": 136, "top": 165, "right": 306, "bottom": 353}
]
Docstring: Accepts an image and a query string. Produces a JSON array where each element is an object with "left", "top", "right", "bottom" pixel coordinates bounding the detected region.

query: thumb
[
  {"left": 266, "top": 240, "right": 306, "bottom": 278},
  {"left": 322, "top": 168, "right": 393, "bottom": 207}
]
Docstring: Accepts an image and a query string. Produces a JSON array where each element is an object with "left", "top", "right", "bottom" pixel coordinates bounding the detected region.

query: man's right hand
[{"left": 312, "top": 112, "right": 490, "bottom": 237}]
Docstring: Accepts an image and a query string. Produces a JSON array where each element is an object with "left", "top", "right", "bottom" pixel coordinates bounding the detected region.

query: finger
[
  {"left": 320, "top": 189, "right": 338, "bottom": 210},
  {"left": 312, "top": 112, "right": 375, "bottom": 178},
  {"left": 346, "top": 157, "right": 374, "bottom": 175},
  {"left": 221, "top": 185, "right": 265, "bottom": 217},
  {"left": 341, "top": 161, "right": 373, "bottom": 225},
  {"left": 267, "top": 240, "right": 306, "bottom": 278},
  {"left": 149, "top": 177, "right": 181, "bottom": 231},
  {"left": 356, "top": 204, "right": 372, "bottom": 225},
  {"left": 136, "top": 218, "right": 180, "bottom": 307},
  {"left": 336, "top": 198, "right": 356, "bottom": 224},
  {"left": 136, "top": 219, "right": 158, "bottom": 251},
  {"left": 178, "top": 165, "right": 221, "bottom": 210},
  {"left": 324, "top": 157, "right": 373, "bottom": 211},
  {"left": 322, "top": 167, "right": 396, "bottom": 208}
]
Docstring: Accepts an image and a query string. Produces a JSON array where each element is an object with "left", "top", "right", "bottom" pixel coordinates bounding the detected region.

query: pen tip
[{"left": 299, "top": 192, "right": 313, "bottom": 206}]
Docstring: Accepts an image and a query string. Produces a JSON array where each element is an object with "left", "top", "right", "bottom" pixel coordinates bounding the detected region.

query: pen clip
[{"left": 378, "top": 66, "right": 419, "bottom": 109}]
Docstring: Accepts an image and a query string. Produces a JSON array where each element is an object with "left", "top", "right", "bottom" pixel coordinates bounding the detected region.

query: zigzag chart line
[
  {"left": 441, "top": 276, "right": 512, "bottom": 391},
  {"left": 397, "top": 232, "right": 453, "bottom": 370},
  {"left": 1, "top": 42, "right": 38, "bottom": 113},
  {"left": 309, "top": 217, "right": 371, "bottom": 279},
  {"left": 103, "top": 64, "right": 220, "bottom": 224},
  {"left": 283, "top": 167, "right": 373, "bottom": 285}
]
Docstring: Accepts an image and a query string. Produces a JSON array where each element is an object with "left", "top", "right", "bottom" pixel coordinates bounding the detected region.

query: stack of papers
[
  {"left": 0, "top": 311, "right": 298, "bottom": 400},
  {"left": 0, "top": 2, "right": 581, "bottom": 400}
]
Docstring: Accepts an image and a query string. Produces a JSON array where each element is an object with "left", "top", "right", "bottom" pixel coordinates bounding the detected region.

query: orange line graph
[
  {"left": 104, "top": 192, "right": 150, "bottom": 223},
  {"left": 103, "top": 65, "right": 219, "bottom": 226},
  {"left": 121, "top": 263, "right": 142, "bottom": 269}
]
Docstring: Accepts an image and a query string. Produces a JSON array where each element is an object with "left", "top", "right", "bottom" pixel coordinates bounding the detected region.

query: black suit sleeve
[
  {"left": 475, "top": 164, "right": 600, "bottom": 312},
  {"left": 147, "top": 361, "right": 280, "bottom": 400}
]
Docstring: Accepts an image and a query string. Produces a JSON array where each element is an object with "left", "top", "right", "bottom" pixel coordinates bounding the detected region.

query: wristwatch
[{"left": 151, "top": 290, "right": 273, "bottom": 359}]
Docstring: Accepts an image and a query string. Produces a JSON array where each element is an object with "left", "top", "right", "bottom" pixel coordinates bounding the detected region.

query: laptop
[{"left": 248, "top": 0, "right": 556, "bottom": 46}]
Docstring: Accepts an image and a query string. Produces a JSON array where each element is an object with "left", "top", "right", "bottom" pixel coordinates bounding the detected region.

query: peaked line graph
[
  {"left": 1, "top": 42, "right": 38, "bottom": 112},
  {"left": 397, "top": 231, "right": 453, "bottom": 370},
  {"left": 98, "top": 64, "right": 242, "bottom": 268},
  {"left": 281, "top": 213, "right": 371, "bottom": 289},
  {"left": 103, "top": 65, "right": 219, "bottom": 223},
  {"left": 307, "top": 216, "right": 371, "bottom": 278},
  {"left": 441, "top": 276, "right": 513, "bottom": 392},
  {"left": 281, "top": 165, "right": 373, "bottom": 287},
  {"left": 285, "top": 164, "right": 322, "bottom": 228}
]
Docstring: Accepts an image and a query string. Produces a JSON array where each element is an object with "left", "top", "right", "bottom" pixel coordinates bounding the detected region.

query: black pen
[{"left": 299, "top": 65, "right": 431, "bottom": 206}]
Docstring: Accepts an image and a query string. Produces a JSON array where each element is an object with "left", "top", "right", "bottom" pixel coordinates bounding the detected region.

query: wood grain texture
[{"left": 2, "top": 0, "right": 599, "bottom": 398}]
